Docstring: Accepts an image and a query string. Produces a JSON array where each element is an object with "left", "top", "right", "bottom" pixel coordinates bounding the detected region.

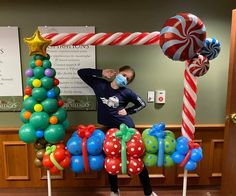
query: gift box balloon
[
  {"left": 142, "top": 122, "right": 176, "bottom": 167},
  {"left": 171, "top": 136, "right": 203, "bottom": 171},
  {"left": 66, "top": 125, "right": 105, "bottom": 173},
  {"left": 103, "top": 124, "right": 145, "bottom": 175},
  {"left": 42, "top": 143, "right": 71, "bottom": 174}
]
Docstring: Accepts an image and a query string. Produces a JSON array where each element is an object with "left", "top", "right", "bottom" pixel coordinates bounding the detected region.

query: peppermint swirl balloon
[
  {"left": 160, "top": 13, "right": 206, "bottom": 61},
  {"left": 187, "top": 54, "right": 210, "bottom": 77},
  {"left": 200, "top": 38, "right": 221, "bottom": 60}
]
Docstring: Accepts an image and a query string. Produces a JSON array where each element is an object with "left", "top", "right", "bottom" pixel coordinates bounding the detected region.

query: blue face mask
[{"left": 115, "top": 74, "right": 128, "bottom": 87}]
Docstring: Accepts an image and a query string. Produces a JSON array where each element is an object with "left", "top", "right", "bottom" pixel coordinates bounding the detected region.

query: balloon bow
[
  {"left": 180, "top": 140, "right": 200, "bottom": 167},
  {"left": 77, "top": 124, "right": 95, "bottom": 172},
  {"left": 45, "top": 145, "right": 64, "bottom": 171},
  {"left": 149, "top": 122, "right": 166, "bottom": 167},
  {"left": 115, "top": 123, "right": 135, "bottom": 174}
]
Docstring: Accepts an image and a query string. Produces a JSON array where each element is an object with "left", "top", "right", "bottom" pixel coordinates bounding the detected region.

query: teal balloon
[
  {"left": 32, "top": 87, "right": 47, "bottom": 102},
  {"left": 19, "top": 123, "right": 37, "bottom": 143},
  {"left": 163, "top": 154, "right": 174, "bottom": 167},
  {"left": 143, "top": 153, "right": 157, "bottom": 167},
  {"left": 27, "top": 77, "right": 36, "bottom": 87},
  {"left": 34, "top": 54, "right": 44, "bottom": 60},
  {"left": 29, "top": 112, "right": 49, "bottom": 129},
  {"left": 43, "top": 60, "right": 52, "bottom": 68},
  {"left": 62, "top": 119, "right": 70, "bottom": 129},
  {"left": 53, "top": 86, "right": 60, "bottom": 96},
  {"left": 164, "top": 136, "right": 176, "bottom": 154},
  {"left": 53, "top": 108, "right": 67, "bottom": 122},
  {"left": 44, "top": 124, "right": 65, "bottom": 144},
  {"left": 41, "top": 98, "right": 58, "bottom": 113},
  {"left": 143, "top": 136, "right": 158, "bottom": 153},
  {"left": 142, "top": 128, "right": 151, "bottom": 140},
  {"left": 41, "top": 77, "right": 53, "bottom": 89},
  {"left": 33, "top": 67, "right": 45, "bottom": 79},
  {"left": 30, "top": 59, "right": 36, "bottom": 68},
  {"left": 19, "top": 108, "right": 29, "bottom": 123},
  {"left": 23, "top": 97, "right": 37, "bottom": 112}
]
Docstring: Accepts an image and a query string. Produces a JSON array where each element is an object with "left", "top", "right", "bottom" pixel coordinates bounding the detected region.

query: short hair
[{"left": 119, "top": 65, "right": 136, "bottom": 84}]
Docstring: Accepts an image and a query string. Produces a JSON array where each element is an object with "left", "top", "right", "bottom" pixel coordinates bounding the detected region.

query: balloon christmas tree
[{"left": 19, "top": 30, "right": 70, "bottom": 170}]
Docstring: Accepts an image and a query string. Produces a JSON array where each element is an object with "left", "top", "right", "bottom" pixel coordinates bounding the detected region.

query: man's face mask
[{"left": 115, "top": 74, "right": 128, "bottom": 87}]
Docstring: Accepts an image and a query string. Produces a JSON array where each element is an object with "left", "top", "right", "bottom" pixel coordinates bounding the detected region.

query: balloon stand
[
  {"left": 183, "top": 170, "right": 188, "bottom": 196},
  {"left": 47, "top": 170, "right": 52, "bottom": 196}
]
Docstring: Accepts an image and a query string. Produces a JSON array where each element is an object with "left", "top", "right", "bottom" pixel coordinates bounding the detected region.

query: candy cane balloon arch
[{"left": 23, "top": 12, "right": 221, "bottom": 196}]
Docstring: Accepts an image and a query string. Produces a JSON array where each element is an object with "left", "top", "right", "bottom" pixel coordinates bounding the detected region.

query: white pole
[
  {"left": 182, "top": 169, "right": 188, "bottom": 196},
  {"left": 47, "top": 170, "right": 52, "bottom": 196}
]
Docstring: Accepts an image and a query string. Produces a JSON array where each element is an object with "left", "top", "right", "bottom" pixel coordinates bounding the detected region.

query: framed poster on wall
[
  {"left": 0, "top": 27, "right": 23, "bottom": 111},
  {"left": 38, "top": 26, "right": 96, "bottom": 110}
]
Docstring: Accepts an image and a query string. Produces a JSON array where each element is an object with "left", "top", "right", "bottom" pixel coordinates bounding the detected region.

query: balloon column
[
  {"left": 19, "top": 30, "right": 70, "bottom": 170},
  {"left": 159, "top": 13, "right": 221, "bottom": 171},
  {"left": 66, "top": 125, "right": 105, "bottom": 173},
  {"left": 142, "top": 122, "right": 176, "bottom": 167},
  {"left": 103, "top": 124, "right": 145, "bottom": 175}
]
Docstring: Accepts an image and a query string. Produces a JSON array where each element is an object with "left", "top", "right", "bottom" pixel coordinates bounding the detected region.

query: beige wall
[{"left": 0, "top": 0, "right": 235, "bottom": 127}]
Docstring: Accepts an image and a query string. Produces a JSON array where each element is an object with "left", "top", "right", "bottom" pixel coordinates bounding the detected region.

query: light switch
[{"left": 147, "top": 91, "right": 155, "bottom": 103}]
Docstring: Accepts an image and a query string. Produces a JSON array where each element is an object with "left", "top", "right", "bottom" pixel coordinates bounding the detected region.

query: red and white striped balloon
[{"left": 160, "top": 13, "right": 206, "bottom": 61}]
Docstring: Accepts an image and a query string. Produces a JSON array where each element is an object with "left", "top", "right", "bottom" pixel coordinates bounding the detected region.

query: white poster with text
[
  {"left": 39, "top": 26, "right": 95, "bottom": 96},
  {"left": 0, "top": 27, "right": 23, "bottom": 96}
]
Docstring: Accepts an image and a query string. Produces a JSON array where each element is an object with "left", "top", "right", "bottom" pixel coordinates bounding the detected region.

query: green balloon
[
  {"left": 19, "top": 108, "right": 29, "bottom": 123},
  {"left": 52, "top": 108, "right": 67, "bottom": 122},
  {"left": 43, "top": 60, "right": 51, "bottom": 68},
  {"left": 165, "top": 130, "right": 176, "bottom": 139},
  {"left": 29, "top": 112, "right": 49, "bottom": 129},
  {"left": 142, "top": 128, "right": 150, "bottom": 140},
  {"left": 143, "top": 153, "right": 157, "bottom": 167},
  {"left": 143, "top": 136, "right": 158, "bottom": 153},
  {"left": 41, "top": 98, "right": 58, "bottom": 113},
  {"left": 19, "top": 123, "right": 37, "bottom": 143},
  {"left": 41, "top": 77, "right": 53, "bottom": 89},
  {"left": 164, "top": 154, "right": 174, "bottom": 167},
  {"left": 30, "top": 59, "right": 36, "bottom": 68},
  {"left": 32, "top": 87, "right": 47, "bottom": 102},
  {"left": 44, "top": 124, "right": 65, "bottom": 144},
  {"left": 33, "top": 67, "right": 45, "bottom": 79},
  {"left": 164, "top": 136, "right": 176, "bottom": 154},
  {"left": 27, "top": 77, "right": 36, "bottom": 87},
  {"left": 23, "top": 97, "right": 37, "bottom": 112},
  {"left": 62, "top": 119, "right": 70, "bottom": 129}
]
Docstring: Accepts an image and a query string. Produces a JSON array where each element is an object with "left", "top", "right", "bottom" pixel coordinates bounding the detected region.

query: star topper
[{"left": 24, "top": 29, "right": 51, "bottom": 57}]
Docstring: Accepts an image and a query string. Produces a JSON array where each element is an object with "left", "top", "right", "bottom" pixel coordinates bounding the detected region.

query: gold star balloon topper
[{"left": 24, "top": 29, "right": 51, "bottom": 57}]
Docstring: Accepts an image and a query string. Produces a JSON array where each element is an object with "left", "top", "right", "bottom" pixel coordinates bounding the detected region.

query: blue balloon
[
  {"left": 171, "top": 152, "right": 185, "bottom": 164},
  {"left": 185, "top": 160, "right": 197, "bottom": 171},
  {"left": 190, "top": 148, "right": 203, "bottom": 162},
  {"left": 89, "top": 155, "right": 104, "bottom": 171},
  {"left": 176, "top": 143, "right": 189, "bottom": 155},
  {"left": 92, "top": 129, "right": 105, "bottom": 142},
  {"left": 66, "top": 136, "right": 82, "bottom": 155},
  {"left": 176, "top": 136, "right": 189, "bottom": 145},
  {"left": 47, "top": 90, "right": 56, "bottom": 98},
  {"left": 72, "top": 130, "right": 78, "bottom": 137},
  {"left": 157, "top": 138, "right": 164, "bottom": 167},
  {"left": 71, "top": 156, "right": 84, "bottom": 173},
  {"left": 35, "top": 129, "right": 44, "bottom": 138},
  {"left": 87, "top": 136, "right": 103, "bottom": 155}
]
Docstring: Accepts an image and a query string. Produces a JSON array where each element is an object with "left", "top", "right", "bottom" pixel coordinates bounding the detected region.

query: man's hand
[
  {"left": 102, "top": 69, "right": 116, "bottom": 79},
  {"left": 118, "top": 108, "right": 127, "bottom": 116}
]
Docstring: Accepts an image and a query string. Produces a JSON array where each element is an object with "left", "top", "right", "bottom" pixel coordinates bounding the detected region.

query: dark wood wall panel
[{"left": 0, "top": 124, "right": 224, "bottom": 189}]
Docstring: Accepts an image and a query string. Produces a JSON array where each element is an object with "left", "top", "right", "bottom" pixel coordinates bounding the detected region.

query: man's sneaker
[
  {"left": 110, "top": 190, "right": 120, "bottom": 196},
  {"left": 149, "top": 192, "right": 158, "bottom": 196}
]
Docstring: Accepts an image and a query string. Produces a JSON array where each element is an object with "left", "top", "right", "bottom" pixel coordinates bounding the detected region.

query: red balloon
[
  {"left": 127, "top": 157, "right": 144, "bottom": 175},
  {"left": 50, "top": 166, "right": 60, "bottom": 174},
  {"left": 104, "top": 157, "right": 121, "bottom": 175},
  {"left": 42, "top": 155, "right": 54, "bottom": 168},
  {"left": 106, "top": 128, "right": 119, "bottom": 138},
  {"left": 103, "top": 137, "right": 121, "bottom": 157},
  {"left": 126, "top": 137, "right": 145, "bottom": 158},
  {"left": 53, "top": 78, "right": 59, "bottom": 86},
  {"left": 57, "top": 100, "right": 64, "bottom": 107},
  {"left": 53, "top": 148, "right": 66, "bottom": 162},
  {"left": 56, "top": 143, "right": 65, "bottom": 149},
  {"left": 59, "top": 156, "right": 71, "bottom": 168},
  {"left": 24, "top": 86, "right": 32, "bottom": 95}
]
